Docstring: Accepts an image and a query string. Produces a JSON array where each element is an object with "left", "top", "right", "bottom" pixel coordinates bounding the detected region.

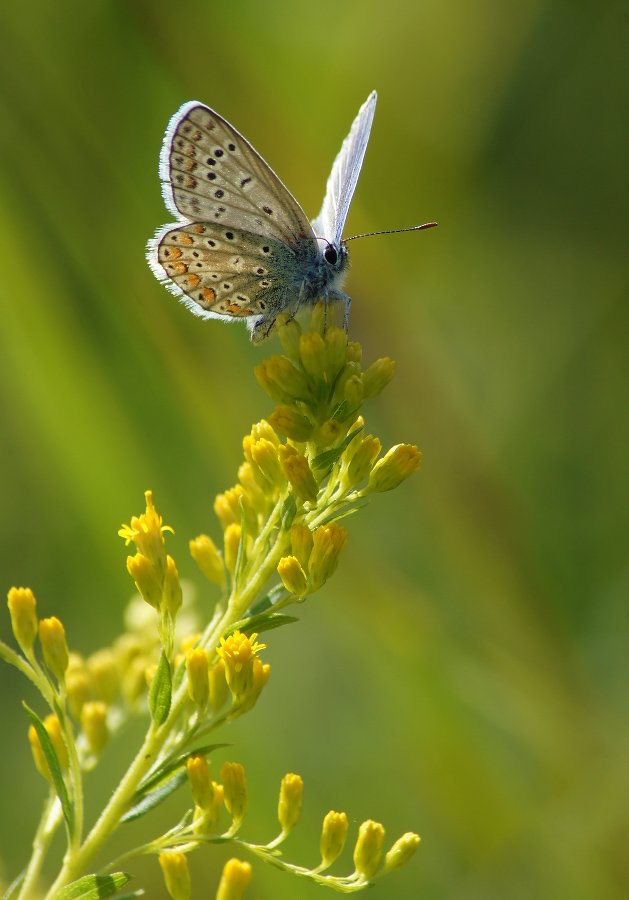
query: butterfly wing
[
  {"left": 147, "top": 101, "right": 318, "bottom": 324},
  {"left": 311, "top": 91, "right": 377, "bottom": 246}
]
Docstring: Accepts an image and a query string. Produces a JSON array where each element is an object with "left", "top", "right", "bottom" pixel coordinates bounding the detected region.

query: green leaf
[
  {"left": 23, "top": 703, "right": 74, "bottom": 837},
  {"left": 148, "top": 652, "right": 171, "bottom": 725},
  {"left": 136, "top": 743, "right": 228, "bottom": 798},
  {"left": 55, "top": 872, "right": 133, "bottom": 899},
  {"left": 120, "top": 768, "right": 187, "bottom": 823},
  {"left": 248, "top": 584, "right": 286, "bottom": 617},
  {"left": 316, "top": 501, "right": 368, "bottom": 527},
  {"left": 227, "top": 612, "right": 298, "bottom": 637},
  {"left": 311, "top": 426, "right": 362, "bottom": 472}
]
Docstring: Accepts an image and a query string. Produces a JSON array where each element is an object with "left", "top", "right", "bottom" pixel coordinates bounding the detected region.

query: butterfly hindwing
[{"left": 155, "top": 221, "right": 297, "bottom": 321}]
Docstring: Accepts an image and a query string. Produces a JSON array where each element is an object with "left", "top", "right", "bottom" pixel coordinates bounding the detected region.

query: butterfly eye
[{"left": 324, "top": 245, "right": 338, "bottom": 265}]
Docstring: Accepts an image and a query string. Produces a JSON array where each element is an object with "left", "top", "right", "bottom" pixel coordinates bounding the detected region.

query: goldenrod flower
[
  {"left": 7, "top": 586, "right": 38, "bottom": 651},
  {"left": 38, "top": 616, "right": 69, "bottom": 682},
  {"left": 81, "top": 701, "right": 108, "bottom": 755},
  {"left": 368, "top": 444, "right": 422, "bottom": 493},
  {"left": 255, "top": 355, "right": 310, "bottom": 404},
  {"left": 214, "top": 485, "right": 246, "bottom": 531},
  {"left": 220, "top": 761, "right": 247, "bottom": 826},
  {"left": 267, "top": 405, "right": 314, "bottom": 441},
  {"left": 187, "top": 754, "right": 214, "bottom": 810},
  {"left": 353, "top": 819, "right": 385, "bottom": 880},
  {"left": 323, "top": 326, "right": 348, "bottom": 378},
  {"left": 159, "top": 851, "right": 191, "bottom": 900},
  {"left": 320, "top": 810, "right": 349, "bottom": 868},
  {"left": 217, "top": 631, "right": 266, "bottom": 702},
  {"left": 362, "top": 357, "right": 396, "bottom": 398},
  {"left": 186, "top": 647, "right": 209, "bottom": 709},
  {"left": 223, "top": 523, "right": 242, "bottom": 577},
  {"left": 346, "top": 435, "right": 382, "bottom": 486},
  {"left": 384, "top": 832, "right": 421, "bottom": 871},
  {"left": 215, "top": 858, "right": 252, "bottom": 900},
  {"left": 249, "top": 437, "right": 285, "bottom": 490},
  {"left": 189, "top": 534, "right": 226, "bottom": 587},
  {"left": 278, "top": 772, "right": 303, "bottom": 834},
  {"left": 126, "top": 552, "right": 163, "bottom": 609},
  {"left": 118, "top": 490, "right": 172, "bottom": 573},
  {"left": 86, "top": 648, "right": 119, "bottom": 704},
  {"left": 279, "top": 445, "right": 318, "bottom": 502},
  {"left": 308, "top": 524, "right": 348, "bottom": 592},
  {"left": 277, "top": 555, "right": 308, "bottom": 597},
  {"left": 299, "top": 331, "right": 326, "bottom": 380},
  {"left": 163, "top": 555, "right": 182, "bottom": 617},
  {"left": 209, "top": 658, "right": 229, "bottom": 711},
  {"left": 236, "top": 657, "right": 270, "bottom": 714},
  {"left": 290, "top": 523, "right": 313, "bottom": 571},
  {"left": 66, "top": 658, "right": 90, "bottom": 719}
]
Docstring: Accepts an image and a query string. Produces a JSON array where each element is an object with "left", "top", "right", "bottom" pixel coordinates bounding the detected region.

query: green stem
[{"left": 18, "top": 794, "right": 63, "bottom": 900}]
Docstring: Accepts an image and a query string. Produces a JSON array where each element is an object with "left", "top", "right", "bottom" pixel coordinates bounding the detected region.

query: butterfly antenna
[{"left": 343, "top": 222, "right": 438, "bottom": 242}]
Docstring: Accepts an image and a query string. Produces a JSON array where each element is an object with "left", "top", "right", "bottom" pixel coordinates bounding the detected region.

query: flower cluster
[{"left": 1, "top": 306, "right": 422, "bottom": 899}]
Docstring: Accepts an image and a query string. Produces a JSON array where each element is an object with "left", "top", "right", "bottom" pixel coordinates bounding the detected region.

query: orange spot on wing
[
  {"left": 201, "top": 288, "right": 216, "bottom": 303},
  {"left": 184, "top": 273, "right": 201, "bottom": 289},
  {"left": 169, "top": 262, "right": 188, "bottom": 275},
  {"left": 162, "top": 246, "right": 182, "bottom": 260},
  {"left": 178, "top": 233, "right": 194, "bottom": 245},
  {"left": 193, "top": 224, "right": 207, "bottom": 233}
]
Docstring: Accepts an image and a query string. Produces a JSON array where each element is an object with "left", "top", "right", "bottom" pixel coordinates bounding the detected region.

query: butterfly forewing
[{"left": 162, "top": 102, "right": 313, "bottom": 247}]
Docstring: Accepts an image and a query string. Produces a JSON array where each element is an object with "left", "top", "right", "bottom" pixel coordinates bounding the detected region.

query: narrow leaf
[
  {"left": 227, "top": 612, "right": 298, "bottom": 637},
  {"left": 23, "top": 703, "right": 74, "bottom": 837},
  {"left": 148, "top": 652, "right": 172, "bottom": 725},
  {"left": 56, "top": 872, "right": 133, "bottom": 899},
  {"left": 120, "top": 769, "right": 187, "bottom": 823},
  {"left": 312, "top": 426, "right": 362, "bottom": 471}
]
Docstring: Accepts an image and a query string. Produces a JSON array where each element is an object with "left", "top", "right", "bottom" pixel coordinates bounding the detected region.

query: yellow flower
[
  {"left": 353, "top": 819, "right": 385, "bottom": 880},
  {"left": 278, "top": 445, "right": 318, "bottom": 502},
  {"left": 159, "top": 851, "right": 191, "bottom": 900},
  {"left": 384, "top": 832, "right": 421, "bottom": 871},
  {"left": 308, "top": 523, "right": 348, "bottom": 591},
  {"left": 320, "top": 810, "right": 349, "bottom": 868},
  {"left": 38, "top": 616, "right": 69, "bottom": 682},
  {"left": 186, "top": 647, "right": 210, "bottom": 709},
  {"left": 217, "top": 631, "right": 266, "bottom": 702},
  {"left": 7, "top": 586, "right": 38, "bottom": 651},
  {"left": 187, "top": 754, "right": 214, "bottom": 810},
  {"left": 277, "top": 555, "right": 308, "bottom": 597},
  {"left": 221, "top": 761, "right": 247, "bottom": 826},
  {"left": 28, "top": 714, "right": 68, "bottom": 781},
  {"left": 290, "top": 523, "right": 313, "bottom": 571},
  {"left": 81, "top": 701, "right": 108, "bottom": 755},
  {"left": 215, "top": 858, "right": 252, "bottom": 900},
  {"left": 368, "top": 444, "right": 422, "bottom": 492},
  {"left": 362, "top": 357, "right": 396, "bottom": 398},
  {"left": 118, "top": 490, "right": 173, "bottom": 573},
  {"left": 189, "top": 534, "right": 226, "bottom": 587},
  {"left": 278, "top": 772, "right": 303, "bottom": 834}
]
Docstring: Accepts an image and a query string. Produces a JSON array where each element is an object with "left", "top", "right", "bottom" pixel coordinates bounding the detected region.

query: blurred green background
[{"left": 1, "top": 0, "right": 627, "bottom": 897}]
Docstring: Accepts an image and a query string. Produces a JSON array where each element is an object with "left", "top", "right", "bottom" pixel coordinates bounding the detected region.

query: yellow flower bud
[
  {"left": 220, "top": 761, "right": 248, "bottom": 825},
  {"left": 324, "top": 327, "right": 348, "bottom": 379},
  {"left": 237, "top": 462, "right": 267, "bottom": 511},
  {"left": 315, "top": 418, "right": 343, "bottom": 447},
  {"left": 267, "top": 405, "right": 314, "bottom": 442},
  {"left": 320, "top": 810, "right": 349, "bottom": 868},
  {"left": 159, "top": 851, "right": 191, "bottom": 900},
  {"left": 278, "top": 772, "right": 303, "bottom": 834},
  {"left": 255, "top": 355, "right": 310, "bottom": 403},
  {"left": 86, "top": 649, "right": 119, "bottom": 704},
  {"left": 346, "top": 340, "right": 362, "bottom": 363},
  {"left": 209, "top": 658, "right": 230, "bottom": 711},
  {"left": 81, "top": 701, "right": 108, "bottom": 756},
  {"left": 299, "top": 331, "right": 327, "bottom": 379},
  {"left": 215, "top": 858, "right": 252, "bottom": 900},
  {"left": 362, "top": 357, "right": 396, "bottom": 398},
  {"left": 384, "top": 832, "right": 421, "bottom": 871},
  {"left": 277, "top": 555, "right": 308, "bottom": 597},
  {"left": 189, "top": 534, "right": 226, "bottom": 588},
  {"left": 7, "top": 586, "right": 38, "bottom": 651},
  {"left": 237, "top": 657, "right": 270, "bottom": 714},
  {"left": 38, "top": 616, "right": 69, "bottom": 682},
  {"left": 126, "top": 552, "right": 163, "bottom": 609},
  {"left": 278, "top": 317, "right": 302, "bottom": 360},
  {"left": 250, "top": 438, "right": 285, "bottom": 489},
  {"left": 66, "top": 664, "right": 90, "bottom": 719},
  {"left": 308, "top": 523, "right": 348, "bottom": 591},
  {"left": 186, "top": 648, "right": 209, "bottom": 709},
  {"left": 223, "top": 523, "right": 242, "bottom": 577},
  {"left": 343, "top": 373, "right": 364, "bottom": 408},
  {"left": 353, "top": 819, "right": 385, "bottom": 880},
  {"left": 278, "top": 445, "right": 318, "bottom": 502},
  {"left": 290, "top": 523, "right": 313, "bottom": 571},
  {"left": 347, "top": 435, "right": 381, "bottom": 486},
  {"left": 163, "top": 555, "right": 182, "bottom": 617},
  {"left": 187, "top": 754, "right": 214, "bottom": 810},
  {"left": 368, "top": 444, "right": 422, "bottom": 492}
]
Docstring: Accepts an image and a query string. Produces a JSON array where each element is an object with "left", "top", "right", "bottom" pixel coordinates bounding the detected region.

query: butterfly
[{"left": 147, "top": 92, "right": 435, "bottom": 343}]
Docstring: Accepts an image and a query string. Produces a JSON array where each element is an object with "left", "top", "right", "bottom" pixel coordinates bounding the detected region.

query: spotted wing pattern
[{"left": 148, "top": 101, "right": 318, "bottom": 322}]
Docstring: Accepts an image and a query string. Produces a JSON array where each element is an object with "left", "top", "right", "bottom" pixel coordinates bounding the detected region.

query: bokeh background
[{"left": 1, "top": 1, "right": 627, "bottom": 897}]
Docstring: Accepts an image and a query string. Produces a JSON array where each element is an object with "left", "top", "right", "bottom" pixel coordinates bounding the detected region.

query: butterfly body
[{"left": 148, "top": 94, "right": 376, "bottom": 342}]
